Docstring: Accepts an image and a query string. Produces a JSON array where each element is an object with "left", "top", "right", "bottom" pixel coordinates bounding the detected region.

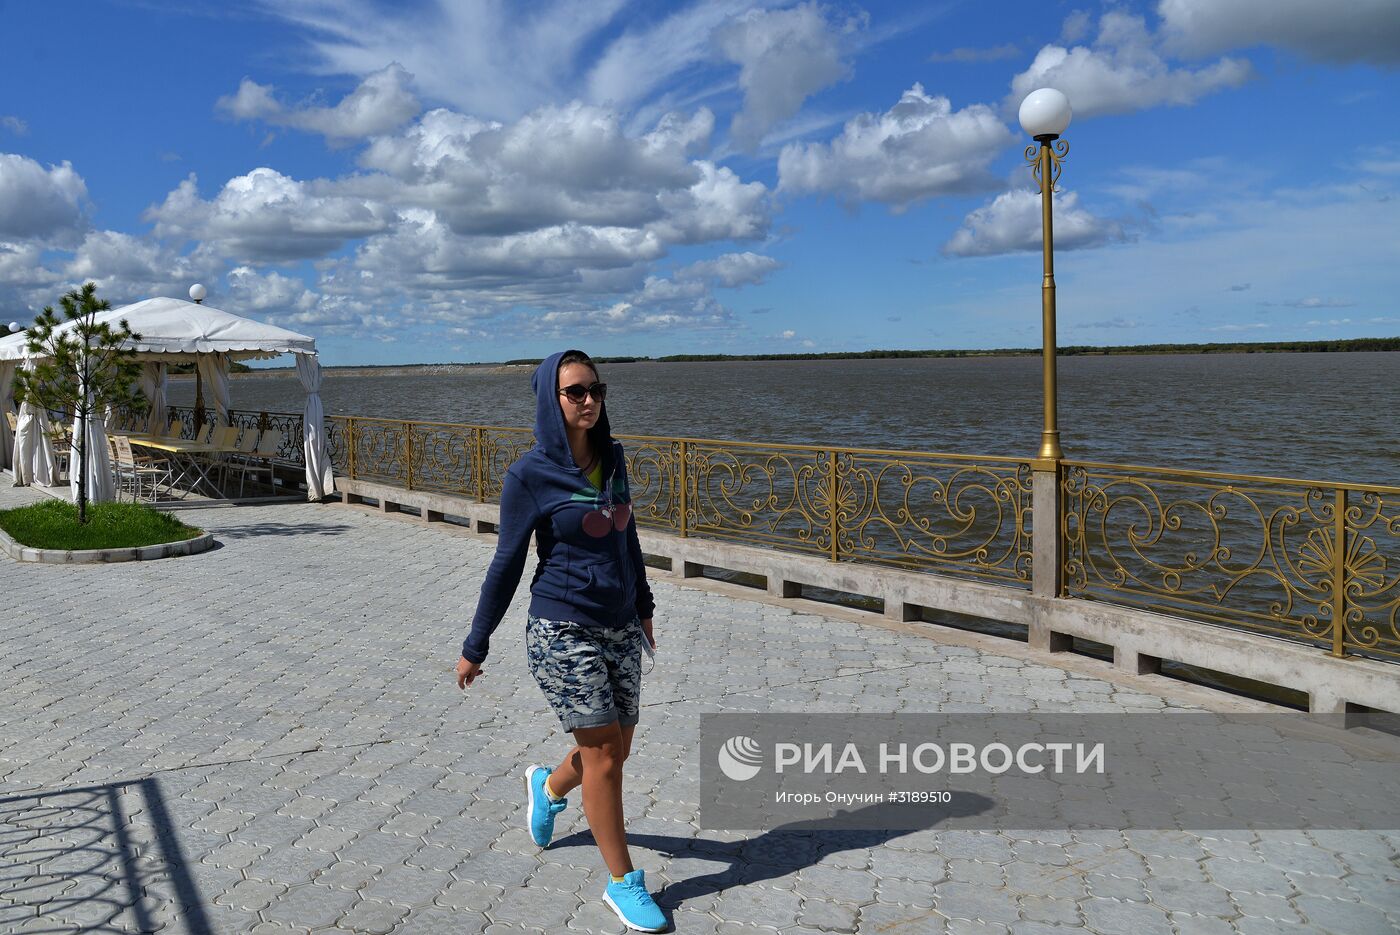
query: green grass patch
[{"left": 0, "top": 499, "right": 204, "bottom": 551}]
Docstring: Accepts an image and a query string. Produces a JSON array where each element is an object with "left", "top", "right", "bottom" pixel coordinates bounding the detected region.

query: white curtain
[
  {"left": 70, "top": 380, "right": 114, "bottom": 504},
  {"left": 141, "top": 362, "right": 167, "bottom": 433},
  {"left": 0, "top": 361, "right": 16, "bottom": 470},
  {"left": 195, "top": 353, "right": 230, "bottom": 425},
  {"left": 296, "top": 354, "right": 334, "bottom": 500},
  {"left": 12, "top": 362, "right": 57, "bottom": 487}
]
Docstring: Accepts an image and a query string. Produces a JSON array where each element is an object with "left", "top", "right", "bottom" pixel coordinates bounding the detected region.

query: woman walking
[{"left": 456, "top": 349, "right": 667, "bottom": 932}]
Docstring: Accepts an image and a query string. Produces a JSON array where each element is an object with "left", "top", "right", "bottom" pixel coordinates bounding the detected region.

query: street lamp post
[
  {"left": 1019, "top": 88, "right": 1073, "bottom": 607},
  {"left": 1019, "top": 87, "right": 1072, "bottom": 468},
  {"left": 190, "top": 284, "right": 207, "bottom": 431}
]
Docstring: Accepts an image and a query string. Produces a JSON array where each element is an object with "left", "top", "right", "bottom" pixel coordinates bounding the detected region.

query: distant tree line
[{"left": 237, "top": 336, "right": 1400, "bottom": 372}]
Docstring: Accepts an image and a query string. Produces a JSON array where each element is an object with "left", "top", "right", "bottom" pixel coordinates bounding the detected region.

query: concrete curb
[{"left": 0, "top": 525, "right": 215, "bottom": 564}]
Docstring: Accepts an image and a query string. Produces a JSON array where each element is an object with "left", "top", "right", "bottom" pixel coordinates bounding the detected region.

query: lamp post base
[{"left": 1035, "top": 431, "right": 1063, "bottom": 469}]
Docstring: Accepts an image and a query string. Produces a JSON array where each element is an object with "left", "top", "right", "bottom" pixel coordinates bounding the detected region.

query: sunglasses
[{"left": 559, "top": 382, "right": 608, "bottom": 404}]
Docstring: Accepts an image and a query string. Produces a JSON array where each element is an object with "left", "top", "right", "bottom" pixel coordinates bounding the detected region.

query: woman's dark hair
[{"left": 557, "top": 349, "right": 598, "bottom": 380}]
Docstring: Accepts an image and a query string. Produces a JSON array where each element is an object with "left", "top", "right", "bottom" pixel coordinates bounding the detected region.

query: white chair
[
  {"left": 113, "top": 435, "right": 170, "bottom": 501},
  {"left": 224, "top": 430, "right": 284, "bottom": 497}
]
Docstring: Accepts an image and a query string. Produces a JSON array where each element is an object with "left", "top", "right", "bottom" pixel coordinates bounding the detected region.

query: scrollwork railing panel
[
  {"left": 1063, "top": 462, "right": 1400, "bottom": 659},
  {"left": 346, "top": 418, "right": 408, "bottom": 486},
  {"left": 838, "top": 453, "right": 1033, "bottom": 584}
]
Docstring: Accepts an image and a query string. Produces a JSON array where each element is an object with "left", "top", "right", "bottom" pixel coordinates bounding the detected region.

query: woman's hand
[
  {"left": 456, "top": 656, "right": 482, "bottom": 689},
  {"left": 642, "top": 618, "right": 655, "bottom": 650}
]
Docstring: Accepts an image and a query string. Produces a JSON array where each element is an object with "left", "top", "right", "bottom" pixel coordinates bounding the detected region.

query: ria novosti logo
[
  {"left": 717, "top": 735, "right": 763, "bottom": 781},
  {"left": 717, "top": 737, "right": 1106, "bottom": 780}
]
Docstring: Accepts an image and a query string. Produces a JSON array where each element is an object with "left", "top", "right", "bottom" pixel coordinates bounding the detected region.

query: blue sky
[{"left": 1, "top": 1, "right": 1397, "bottom": 365}]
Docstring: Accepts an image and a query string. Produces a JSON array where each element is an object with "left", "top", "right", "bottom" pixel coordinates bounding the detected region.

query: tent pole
[{"left": 194, "top": 367, "right": 204, "bottom": 434}]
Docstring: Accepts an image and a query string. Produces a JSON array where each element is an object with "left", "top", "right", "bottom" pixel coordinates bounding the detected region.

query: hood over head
[{"left": 531, "top": 349, "right": 613, "bottom": 471}]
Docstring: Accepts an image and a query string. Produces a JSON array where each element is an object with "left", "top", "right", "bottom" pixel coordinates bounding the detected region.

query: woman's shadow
[{"left": 550, "top": 795, "right": 992, "bottom": 922}]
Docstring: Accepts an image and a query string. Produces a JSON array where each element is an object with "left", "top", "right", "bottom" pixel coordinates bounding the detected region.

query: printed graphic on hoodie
[{"left": 572, "top": 475, "right": 632, "bottom": 537}]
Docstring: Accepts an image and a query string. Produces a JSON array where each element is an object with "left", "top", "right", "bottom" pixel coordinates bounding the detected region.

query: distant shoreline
[{"left": 194, "top": 336, "right": 1398, "bottom": 377}]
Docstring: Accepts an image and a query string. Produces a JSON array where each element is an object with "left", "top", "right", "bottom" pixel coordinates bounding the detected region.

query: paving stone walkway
[{"left": 0, "top": 484, "right": 1396, "bottom": 934}]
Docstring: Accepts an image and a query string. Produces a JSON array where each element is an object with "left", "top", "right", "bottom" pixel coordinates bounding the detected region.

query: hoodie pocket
[{"left": 585, "top": 563, "right": 626, "bottom": 611}]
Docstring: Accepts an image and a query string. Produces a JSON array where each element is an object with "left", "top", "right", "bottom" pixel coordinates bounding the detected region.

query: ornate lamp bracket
[{"left": 1025, "top": 137, "right": 1070, "bottom": 194}]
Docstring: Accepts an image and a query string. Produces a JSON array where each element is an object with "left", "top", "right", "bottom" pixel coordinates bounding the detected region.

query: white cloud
[
  {"left": 778, "top": 84, "right": 1012, "bottom": 208},
  {"left": 1, "top": 116, "right": 28, "bottom": 136},
  {"left": 265, "top": 0, "right": 631, "bottom": 121},
  {"left": 1070, "top": 316, "right": 1140, "bottom": 330},
  {"left": 0, "top": 242, "right": 60, "bottom": 292},
  {"left": 219, "top": 64, "right": 421, "bottom": 141},
  {"left": 945, "top": 188, "right": 1128, "bottom": 257},
  {"left": 651, "top": 161, "right": 770, "bottom": 243},
  {"left": 146, "top": 169, "right": 395, "bottom": 262},
  {"left": 0, "top": 154, "right": 88, "bottom": 242},
  {"left": 1276, "top": 297, "right": 1356, "bottom": 309},
  {"left": 60, "top": 231, "right": 224, "bottom": 307},
  {"left": 1009, "top": 12, "right": 1252, "bottom": 119},
  {"left": 1060, "top": 10, "right": 1092, "bottom": 45},
  {"left": 940, "top": 183, "right": 1397, "bottom": 345},
  {"left": 225, "top": 266, "right": 319, "bottom": 312},
  {"left": 1159, "top": 0, "right": 1400, "bottom": 66},
  {"left": 357, "top": 103, "right": 723, "bottom": 238},
  {"left": 675, "top": 251, "right": 780, "bottom": 287},
  {"left": 717, "top": 3, "right": 854, "bottom": 150},
  {"left": 1209, "top": 322, "right": 1270, "bottom": 332},
  {"left": 587, "top": 0, "right": 757, "bottom": 112}
]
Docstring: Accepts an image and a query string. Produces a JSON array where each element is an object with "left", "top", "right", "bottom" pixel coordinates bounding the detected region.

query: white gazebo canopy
[
  {"left": 2, "top": 295, "right": 334, "bottom": 502},
  {"left": 0, "top": 296, "right": 317, "bottom": 361}
]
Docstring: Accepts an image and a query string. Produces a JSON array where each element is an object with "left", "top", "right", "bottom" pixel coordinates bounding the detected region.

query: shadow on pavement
[
  {"left": 0, "top": 777, "right": 211, "bottom": 934},
  {"left": 201, "top": 520, "right": 354, "bottom": 540},
  {"left": 553, "top": 796, "right": 992, "bottom": 921}
]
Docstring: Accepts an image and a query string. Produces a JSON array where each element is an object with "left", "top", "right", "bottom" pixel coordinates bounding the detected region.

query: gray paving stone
[
  {"left": 263, "top": 884, "right": 361, "bottom": 929},
  {"left": 857, "top": 901, "right": 949, "bottom": 933},
  {"left": 795, "top": 896, "right": 860, "bottom": 932},
  {"left": 1294, "top": 894, "right": 1394, "bottom": 933},
  {"left": 337, "top": 897, "right": 410, "bottom": 934},
  {"left": 314, "top": 859, "right": 384, "bottom": 892},
  {"left": 1203, "top": 856, "right": 1298, "bottom": 894},
  {"left": 712, "top": 884, "right": 804, "bottom": 928},
  {"left": 1079, "top": 897, "right": 1174, "bottom": 935},
  {"left": 931, "top": 881, "right": 1021, "bottom": 924},
  {"left": 489, "top": 884, "right": 578, "bottom": 929},
  {"left": 436, "top": 879, "right": 506, "bottom": 912},
  {"left": 1166, "top": 914, "right": 1236, "bottom": 935},
  {"left": 215, "top": 878, "right": 287, "bottom": 912},
  {"left": 1019, "top": 895, "right": 1079, "bottom": 925},
  {"left": 1145, "top": 876, "right": 1234, "bottom": 915},
  {"left": 0, "top": 489, "right": 1391, "bottom": 935}
]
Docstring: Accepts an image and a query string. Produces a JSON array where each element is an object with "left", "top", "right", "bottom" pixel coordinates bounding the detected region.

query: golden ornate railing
[
  {"left": 197, "top": 409, "right": 1400, "bottom": 662},
  {"left": 329, "top": 417, "right": 1034, "bottom": 586},
  {"left": 1063, "top": 461, "right": 1400, "bottom": 660}
]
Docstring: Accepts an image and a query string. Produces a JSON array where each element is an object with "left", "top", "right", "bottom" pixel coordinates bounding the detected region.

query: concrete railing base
[{"left": 334, "top": 475, "right": 1400, "bottom": 716}]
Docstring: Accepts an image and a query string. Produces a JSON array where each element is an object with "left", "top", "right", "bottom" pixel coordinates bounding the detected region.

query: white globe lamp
[
  {"left": 1019, "top": 88, "right": 1072, "bottom": 140},
  {"left": 189, "top": 283, "right": 208, "bottom": 304},
  {"left": 7, "top": 322, "right": 19, "bottom": 334}
]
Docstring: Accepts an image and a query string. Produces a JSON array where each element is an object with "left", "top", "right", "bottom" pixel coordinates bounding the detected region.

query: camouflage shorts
[{"left": 526, "top": 614, "right": 644, "bottom": 732}]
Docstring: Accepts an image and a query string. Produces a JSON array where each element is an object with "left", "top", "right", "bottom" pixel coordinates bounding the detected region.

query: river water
[{"left": 168, "top": 352, "right": 1400, "bottom": 487}]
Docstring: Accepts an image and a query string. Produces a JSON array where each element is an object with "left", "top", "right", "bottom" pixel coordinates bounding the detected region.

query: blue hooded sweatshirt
[{"left": 461, "top": 351, "right": 655, "bottom": 664}]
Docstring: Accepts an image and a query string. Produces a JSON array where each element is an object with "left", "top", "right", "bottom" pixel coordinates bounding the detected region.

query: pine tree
[{"left": 13, "top": 283, "right": 145, "bottom": 523}]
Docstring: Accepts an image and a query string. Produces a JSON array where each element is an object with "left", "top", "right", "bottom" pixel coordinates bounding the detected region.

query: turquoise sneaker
[
  {"left": 603, "top": 869, "right": 667, "bottom": 932},
  {"left": 524, "top": 764, "right": 567, "bottom": 847}
]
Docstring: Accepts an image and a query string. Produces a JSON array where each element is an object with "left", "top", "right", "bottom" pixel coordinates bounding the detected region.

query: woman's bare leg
[
  {"left": 550, "top": 722, "right": 636, "bottom": 876},
  {"left": 547, "top": 723, "right": 635, "bottom": 796}
]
